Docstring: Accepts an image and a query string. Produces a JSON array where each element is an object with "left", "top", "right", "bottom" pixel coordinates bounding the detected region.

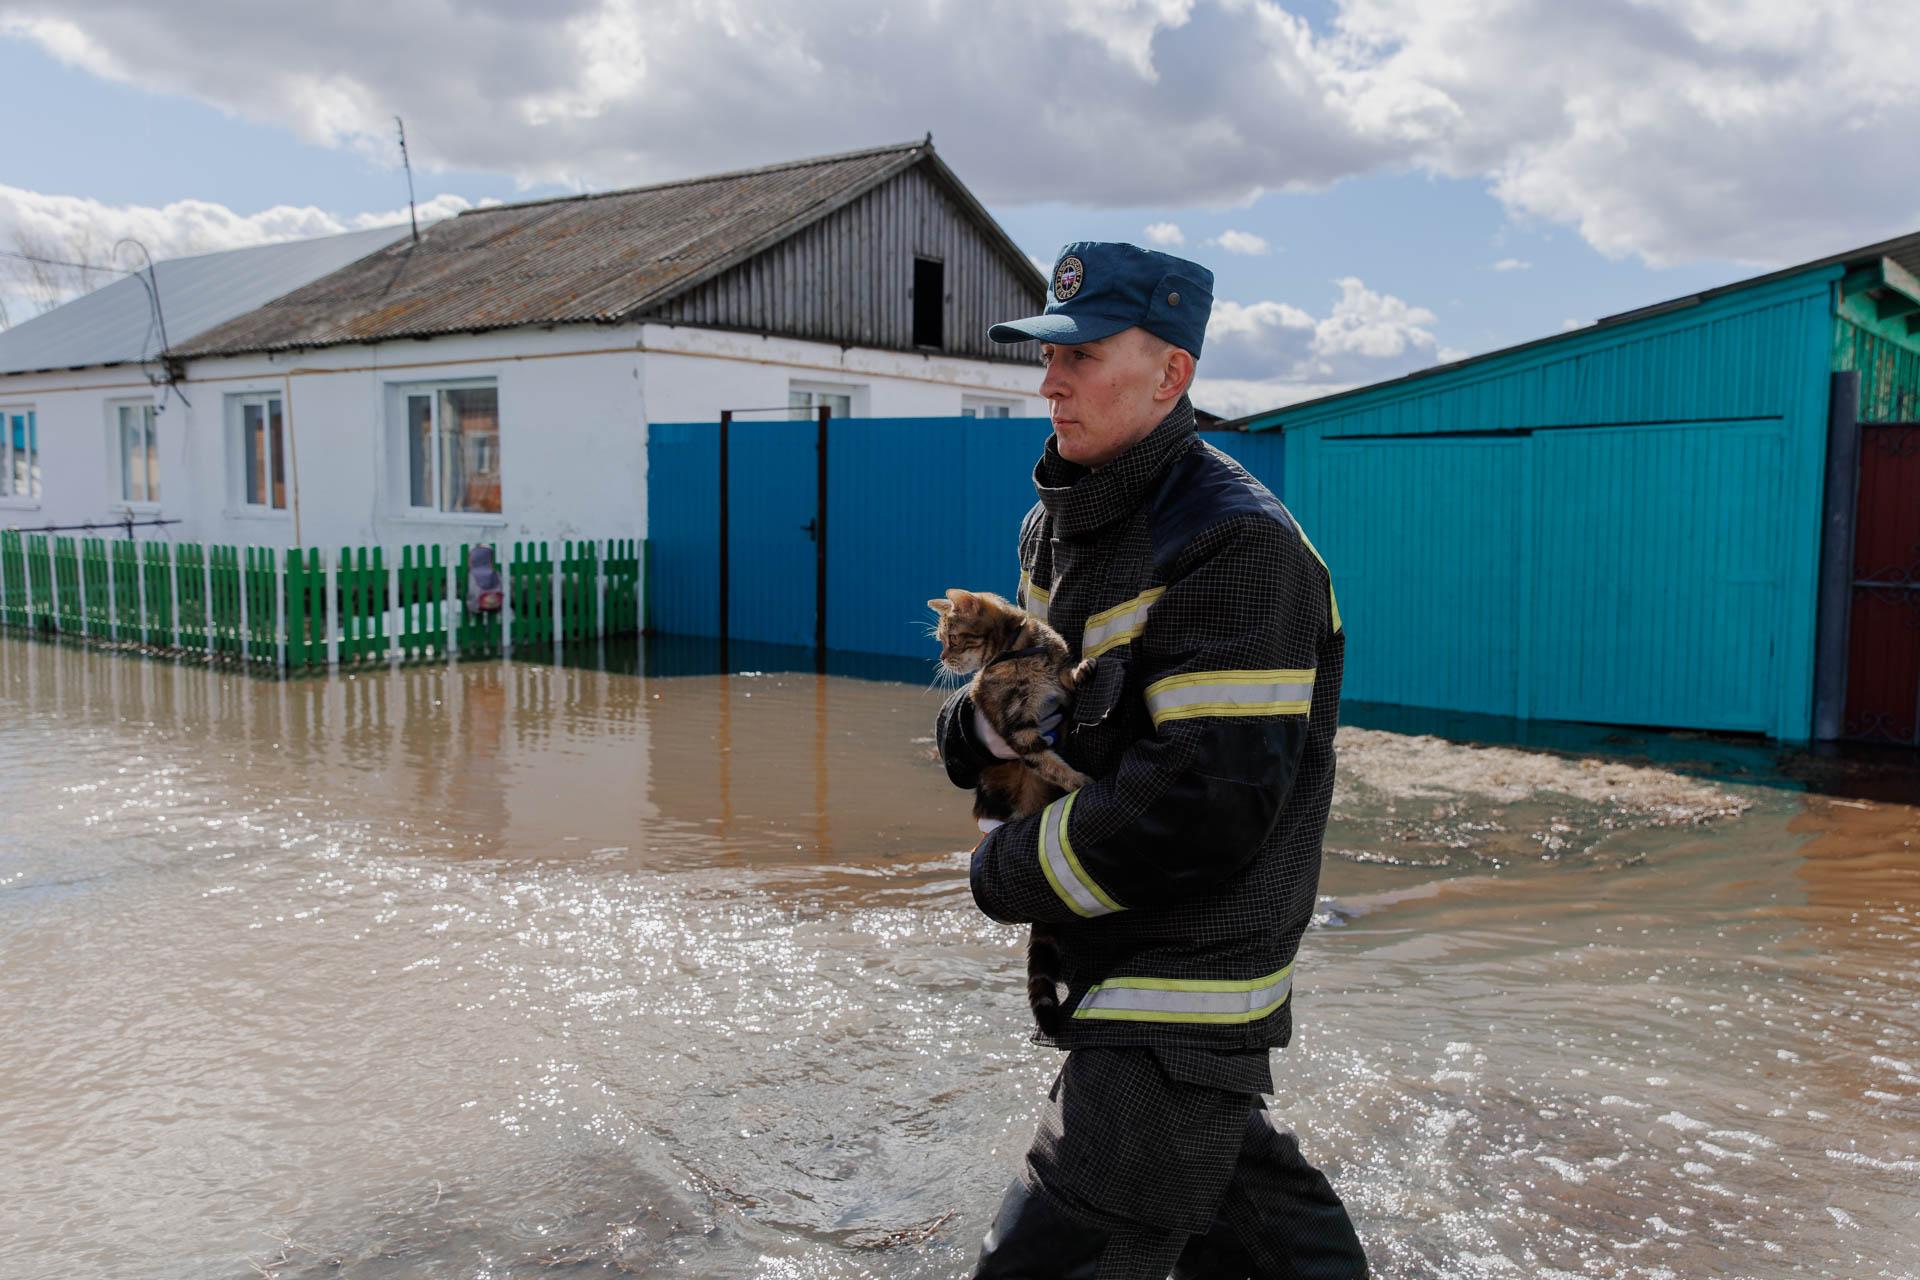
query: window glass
[
  {"left": 118, "top": 404, "right": 158, "bottom": 502},
  {"left": 239, "top": 397, "right": 286, "bottom": 509},
  {"left": 789, "top": 386, "right": 854, "bottom": 420},
  {"left": 4, "top": 410, "right": 37, "bottom": 499},
  {"left": 407, "top": 394, "right": 433, "bottom": 508},
  {"left": 269, "top": 399, "right": 286, "bottom": 510},
  {"left": 438, "top": 386, "right": 500, "bottom": 513},
  {"left": 243, "top": 402, "right": 266, "bottom": 506}
]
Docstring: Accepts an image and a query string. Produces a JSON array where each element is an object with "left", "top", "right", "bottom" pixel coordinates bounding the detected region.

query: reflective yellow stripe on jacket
[
  {"left": 1080, "top": 587, "right": 1165, "bottom": 659},
  {"left": 1143, "top": 669, "right": 1315, "bottom": 727},
  {"left": 1037, "top": 791, "right": 1123, "bottom": 918},
  {"left": 1073, "top": 963, "right": 1294, "bottom": 1024},
  {"left": 1018, "top": 570, "right": 1050, "bottom": 624}
]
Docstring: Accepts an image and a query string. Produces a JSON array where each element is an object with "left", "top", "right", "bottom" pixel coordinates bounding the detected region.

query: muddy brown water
[{"left": 1, "top": 636, "right": 1916, "bottom": 1279}]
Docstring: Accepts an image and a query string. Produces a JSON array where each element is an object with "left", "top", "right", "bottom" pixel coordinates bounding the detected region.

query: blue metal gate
[{"left": 645, "top": 416, "right": 1287, "bottom": 664}]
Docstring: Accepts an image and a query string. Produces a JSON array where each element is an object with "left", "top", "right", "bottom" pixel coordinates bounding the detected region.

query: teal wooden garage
[{"left": 1235, "top": 233, "right": 1920, "bottom": 742}]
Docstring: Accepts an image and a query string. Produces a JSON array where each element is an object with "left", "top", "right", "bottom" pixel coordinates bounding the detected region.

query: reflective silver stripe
[
  {"left": 1144, "top": 669, "right": 1315, "bottom": 727},
  {"left": 1019, "top": 571, "right": 1050, "bottom": 624},
  {"left": 1072, "top": 965, "right": 1294, "bottom": 1024},
  {"left": 1080, "top": 587, "right": 1165, "bottom": 659},
  {"left": 1037, "top": 792, "right": 1122, "bottom": 918}
]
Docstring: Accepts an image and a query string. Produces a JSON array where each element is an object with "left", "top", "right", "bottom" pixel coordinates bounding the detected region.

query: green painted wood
[
  {"left": 509, "top": 540, "right": 553, "bottom": 649},
  {"left": 560, "top": 539, "right": 599, "bottom": 643},
  {"left": 81, "top": 539, "right": 109, "bottom": 639},
  {"left": 244, "top": 546, "right": 277, "bottom": 663},
  {"left": 337, "top": 545, "right": 389, "bottom": 664},
  {"left": 111, "top": 541, "right": 142, "bottom": 642},
  {"left": 142, "top": 541, "right": 175, "bottom": 647},
  {"left": 455, "top": 543, "right": 503, "bottom": 657},
  {"left": 24, "top": 534, "right": 53, "bottom": 630},
  {"left": 284, "top": 548, "right": 325, "bottom": 669},
  {"left": 52, "top": 537, "right": 81, "bottom": 633},
  {"left": 1835, "top": 291, "right": 1920, "bottom": 422},
  {"left": 175, "top": 543, "right": 207, "bottom": 651},
  {"left": 0, "top": 531, "right": 24, "bottom": 628},
  {"left": 209, "top": 545, "right": 242, "bottom": 659},
  {"left": 397, "top": 543, "right": 448, "bottom": 658},
  {"left": 605, "top": 537, "right": 641, "bottom": 638}
]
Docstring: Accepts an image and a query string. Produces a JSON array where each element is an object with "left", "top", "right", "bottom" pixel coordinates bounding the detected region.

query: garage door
[
  {"left": 1303, "top": 420, "right": 1787, "bottom": 732},
  {"left": 1528, "top": 421, "right": 1784, "bottom": 732},
  {"left": 1308, "top": 436, "right": 1528, "bottom": 718}
]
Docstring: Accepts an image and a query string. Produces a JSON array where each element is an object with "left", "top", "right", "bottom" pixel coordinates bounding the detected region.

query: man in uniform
[{"left": 935, "top": 241, "right": 1369, "bottom": 1279}]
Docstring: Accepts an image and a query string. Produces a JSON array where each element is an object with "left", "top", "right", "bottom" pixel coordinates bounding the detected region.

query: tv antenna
[{"left": 395, "top": 116, "right": 420, "bottom": 243}]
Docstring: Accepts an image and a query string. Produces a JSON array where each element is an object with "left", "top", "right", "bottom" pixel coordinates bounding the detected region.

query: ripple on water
[{"left": 1, "top": 638, "right": 1916, "bottom": 1278}]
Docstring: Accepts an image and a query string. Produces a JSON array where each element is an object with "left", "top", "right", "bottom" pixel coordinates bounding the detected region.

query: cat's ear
[
  {"left": 945, "top": 587, "right": 977, "bottom": 614},
  {"left": 927, "top": 598, "right": 952, "bottom": 616}
]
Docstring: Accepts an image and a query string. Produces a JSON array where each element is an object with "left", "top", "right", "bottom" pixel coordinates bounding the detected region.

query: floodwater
[{"left": 1, "top": 635, "right": 1917, "bottom": 1280}]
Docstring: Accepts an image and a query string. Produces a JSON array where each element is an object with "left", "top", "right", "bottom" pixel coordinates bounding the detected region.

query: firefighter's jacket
[{"left": 937, "top": 396, "right": 1343, "bottom": 1053}]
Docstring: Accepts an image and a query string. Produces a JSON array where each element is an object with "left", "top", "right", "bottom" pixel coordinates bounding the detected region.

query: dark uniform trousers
[{"left": 973, "top": 1046, "right": 1368, "bottom": 1279}]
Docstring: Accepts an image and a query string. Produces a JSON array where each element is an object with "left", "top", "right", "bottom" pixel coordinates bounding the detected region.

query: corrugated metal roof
[
  {"left": 1221, "top": 228, "right": 1920, "bottom": 431},
  {"left": 175, "top": 139, "right": 1025, "bottom": 359},
  {"left": 0, "top": 224, "right": 412, "bottom": 375}
]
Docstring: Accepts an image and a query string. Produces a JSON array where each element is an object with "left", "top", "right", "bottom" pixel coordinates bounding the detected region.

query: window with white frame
[
  {"left": 1, "top": 405, "right": 39, "bottom": 500},
  {"left": 788, "top": 382, "right": 857, "bottom": 420},
  {"left": 961, "top": 396, "right": 1018, "bottom": 418},
  {"left": 114, "top": 401, "right": 159, "bottom": 504},
  {"left": 392, "top": 379, "right": 501, "bottom": 515},
  {"left": 231, "top": 392, "right": 287, "bottom": 511}
]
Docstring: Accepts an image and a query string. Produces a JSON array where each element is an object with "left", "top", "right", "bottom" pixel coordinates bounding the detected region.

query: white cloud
[
  {"left": 1492, "top": 257, "right": 1530, "bottom": 272},
  {"left": 0, "top": 184, "right": 477, "bottom": 317},
  {"left": 1192, "top": 275, "right": 1450, "bottom": 417},
  {"left": 1190, "top": 377, "right": 1356, "bottom": 420},
  {"left": 1143, "top": 221, "right": 1185, "bottom": 246},
  {"left": 1209, "top": 229, "right": 1272, "bottom": 256},
  {"left": 5, "top": 1, "right": 1916, "bottom": 268},
  {"left": 1561, "top": 317, "right": 1593, "bottom": 331}
]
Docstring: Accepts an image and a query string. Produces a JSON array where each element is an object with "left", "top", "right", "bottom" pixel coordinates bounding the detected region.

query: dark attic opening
[{"left": 913, "top": 256, "right": 944, "bottom": 349}]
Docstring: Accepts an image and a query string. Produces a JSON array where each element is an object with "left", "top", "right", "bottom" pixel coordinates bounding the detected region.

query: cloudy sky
[{"left": 2, "top": 0, "right": 1914, "bottom": 416}]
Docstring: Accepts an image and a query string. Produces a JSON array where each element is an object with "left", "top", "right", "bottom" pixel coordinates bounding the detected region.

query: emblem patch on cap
[{"left": 1052, "top": 255, "right": 1085, "bottom": 302}]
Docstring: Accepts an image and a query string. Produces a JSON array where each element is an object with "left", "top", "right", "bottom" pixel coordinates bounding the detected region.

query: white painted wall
[{"left": 0, "top": 321, "right": 1048, "bottom": 552}]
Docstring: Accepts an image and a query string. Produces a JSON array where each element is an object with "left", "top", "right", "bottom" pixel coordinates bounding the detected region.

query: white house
[{"left": 0, "top": 139, "right": 1049, "bottom": 554}]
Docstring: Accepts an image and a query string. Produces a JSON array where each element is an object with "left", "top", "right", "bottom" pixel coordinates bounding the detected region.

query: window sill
[
  {"left": 0, "top": 498, "right": 43, "bottom": 512},
  {"left": 224, "top": 508, "right": 293, "bottom": 521},
  {"left": 389, "top": 510, "right": 510, "bottom": 527},
  {"left": 113, "top": 503, "right": 163, "bottom": 516}
]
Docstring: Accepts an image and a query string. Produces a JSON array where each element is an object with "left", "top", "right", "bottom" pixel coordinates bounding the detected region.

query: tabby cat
[{"left": 929, "top": 587, "right": 1095, "bottom": 1036}]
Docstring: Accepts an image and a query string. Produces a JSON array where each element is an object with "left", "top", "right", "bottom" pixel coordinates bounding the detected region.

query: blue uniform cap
[{"left": 989, "top": 241, "right": 1214, "bottom": 358}]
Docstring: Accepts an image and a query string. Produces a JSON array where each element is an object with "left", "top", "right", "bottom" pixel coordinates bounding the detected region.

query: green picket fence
[
  {"left": 0, "top": 534, "right": 646, "bottom": 670},
  {"left": 508, "top": 541, "right": 553, "bottom": 649},
  {"left": 53, "top": 537, "right": 82, "bottom": 633},
  {"left": 175, "top": 543, "right": 208, "bottom": 650},
  {"left": 605, "top": 537, "right": 641, "bottom": 638},
  {"left": 285, "top": 548, "right": 326, "bottom": 669},
  {"left": 397, "top": 544, "right": 447, "bottom": 659},
  {"left": 25, "top": 534, "right": 54, "bottom": 630},
  {"left": 337, "top": 545, "right": 387, "bottom": 664}
]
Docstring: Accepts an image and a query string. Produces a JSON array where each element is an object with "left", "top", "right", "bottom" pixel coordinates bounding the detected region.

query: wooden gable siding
[{"left": 642, "top": 161, "right": 1043, "bottom": 363}]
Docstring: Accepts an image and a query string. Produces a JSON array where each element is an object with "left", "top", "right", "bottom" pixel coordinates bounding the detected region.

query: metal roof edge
[
  {"left": 1233, "top": 251, "right": 1878, "bottom": 432},
  {"left": 451, "top": 139, "right": 930, "bottom": 219}
]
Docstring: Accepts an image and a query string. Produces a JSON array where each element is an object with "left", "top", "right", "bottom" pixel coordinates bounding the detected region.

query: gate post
[
  {"left": 815, "top": 403, "right": 829, "bottom": 672},
  {"left": 1813, "top": 370, "right": 1861, "bottom": 741},
  {"left": 718, "top": 409, "right": 731, "bottom": 671}
]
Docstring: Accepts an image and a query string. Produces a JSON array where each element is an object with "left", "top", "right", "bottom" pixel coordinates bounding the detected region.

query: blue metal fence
[{"left": 646, "top": 415, "right": 1286, "bottom": 662}]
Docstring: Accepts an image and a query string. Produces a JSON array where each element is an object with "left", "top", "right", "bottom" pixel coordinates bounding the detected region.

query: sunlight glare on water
[{"left": 1, "top": 636, "right": 1916, "bottom": 1278}]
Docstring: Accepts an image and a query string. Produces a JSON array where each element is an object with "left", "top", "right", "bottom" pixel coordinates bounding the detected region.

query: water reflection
[{"left": 2, "top": 635, "right": 1917, "bottom": 1279}]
